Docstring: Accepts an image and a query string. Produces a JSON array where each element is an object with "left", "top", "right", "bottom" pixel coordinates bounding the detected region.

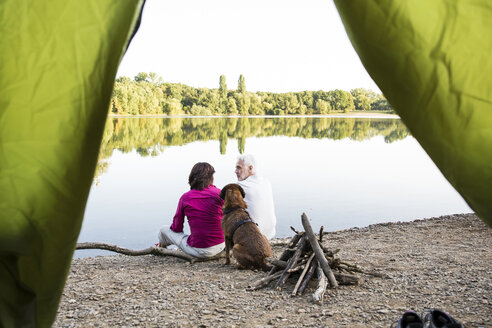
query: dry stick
[
  {"left": 76, "top": 242, "right": 226, "bottom": 263},
  {"left": 268, "top": 259, "right": 308, "bottom": 274},
  {"left": 268, "top": 232, "right": 303, "bottom": 276},
  {"left": 292, "top": 252, "right": 316, "bottom": 296},
  {"left": 290, "top": 226, "right": 301, "bottom": 234},
  {"left": 301, "top": 213, "right": 338, "bottom": 288},
  {"left": 287, "top": 265, "right": 305, "bottom": 273},
  {"left": 330, "top": 258, "right": 341, "bottom": 268},
  {"left": 275, "top": 235, "right": 307, "bottom": 290},
  {"left": 268, "top": 258, "right": 289, "bottom": 268},
  {"left": 333, "top": 272, "right": 358, "bottom": 285},
  {"left": 76, "top": 242, "right": 194, "bottom": 262},
  {"left": 312, "top": 264, "right": 328, "bottom": 304},
  {"left": 288, "top": 257, "right": 308, "bottom": 272},
  {"left": 339, "top": 264, "right": 388, "bottom": 278},
  {"left": 247, "top": 271, "right": 283, "bottom": 290},
  {"left": 340, "top": 260, "right": 358, "bottom": 269},
  {"left": 298, "top": 260, "right": 318, "bottom": 295}
]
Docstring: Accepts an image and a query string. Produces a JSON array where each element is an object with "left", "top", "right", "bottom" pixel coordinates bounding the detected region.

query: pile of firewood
[{"left": 248, "top": 213, "right": 374, "bottom": 304}]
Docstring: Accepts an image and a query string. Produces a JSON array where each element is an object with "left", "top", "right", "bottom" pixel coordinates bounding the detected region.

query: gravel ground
[{"left": 54, "top": 213, "right": 491, "bottom": 328}]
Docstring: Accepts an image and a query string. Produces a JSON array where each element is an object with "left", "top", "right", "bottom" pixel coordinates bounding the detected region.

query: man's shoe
[
  {"left": 422, "top": 309, "right": 463, "bottom": 328},
  {"left": 391, "top": 310, "right": 424, "bottom": 328}
]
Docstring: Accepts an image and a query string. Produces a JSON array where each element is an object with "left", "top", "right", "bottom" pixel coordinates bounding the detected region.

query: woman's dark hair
[{"left": 188, "top": 162, "right": 215, "bottom": 190}]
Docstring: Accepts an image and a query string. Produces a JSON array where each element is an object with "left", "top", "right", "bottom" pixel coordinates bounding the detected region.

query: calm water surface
[{"left": 77, "top": 117, "right": 471, "bottom": 257}]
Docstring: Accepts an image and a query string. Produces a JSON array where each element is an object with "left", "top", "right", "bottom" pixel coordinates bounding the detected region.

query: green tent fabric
[
  {"left": 1, "top": 0, "right": 491, "bottom": 327},
  {"left": 0, "top": 1, "right": 144, "bottom": 326},
  {"left": 334, "top": 0, "right": 492, "bottom": 226}
]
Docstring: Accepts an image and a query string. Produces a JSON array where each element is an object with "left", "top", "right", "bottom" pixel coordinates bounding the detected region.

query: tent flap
[
  {"left": 0, "top": 1, "right": 144, "bottom": 326},
  {"left": 334, "top": 0, "right": 492, "bottom": 226}
]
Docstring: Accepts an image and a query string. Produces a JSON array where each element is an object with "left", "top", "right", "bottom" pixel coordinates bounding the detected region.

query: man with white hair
[{"left": 234, "top": 154, "right": 276, "bottom": 240}]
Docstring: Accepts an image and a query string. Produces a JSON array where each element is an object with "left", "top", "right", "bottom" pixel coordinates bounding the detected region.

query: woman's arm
[{"left": 170, "top": 196, "right": 185, "bottom": 232}]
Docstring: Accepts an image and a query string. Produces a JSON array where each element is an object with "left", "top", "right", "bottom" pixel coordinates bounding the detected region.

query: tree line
[{"left": 110, "top": 73, "right": 394, "bottom": 116}]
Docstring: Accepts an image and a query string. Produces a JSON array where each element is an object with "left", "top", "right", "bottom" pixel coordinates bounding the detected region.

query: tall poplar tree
[
  {"left": 238, "top": 74, "right": 246, "bottom": 93},
  {"left": 219, "top": 75, "right": 227, "bottom": 99}
]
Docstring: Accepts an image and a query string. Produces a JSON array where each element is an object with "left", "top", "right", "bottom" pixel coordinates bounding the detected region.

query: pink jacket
[{"left": 170, "top": 185, "right": 224, "bottom": 248}]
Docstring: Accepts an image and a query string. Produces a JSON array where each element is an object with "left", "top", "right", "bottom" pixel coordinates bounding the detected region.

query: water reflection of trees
[{"left": 94, "top": 117, "right": 409, "bottom": 179}]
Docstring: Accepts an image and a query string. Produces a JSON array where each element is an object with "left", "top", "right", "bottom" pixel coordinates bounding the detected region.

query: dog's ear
[
  {"left": 236, "top": 184, "right": 245, "bottom": 199},
  {"left": 219, "top": 187, "right": 226, "bottom": 200}
]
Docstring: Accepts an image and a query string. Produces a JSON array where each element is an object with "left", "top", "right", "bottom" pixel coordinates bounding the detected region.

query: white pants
[{"left": 157, "top": 226, "right": 225, "bottom": 258}]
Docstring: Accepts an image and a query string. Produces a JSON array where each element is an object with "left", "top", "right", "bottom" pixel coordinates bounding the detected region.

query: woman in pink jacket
[{"left": 157, "top": 162, "right": 224, "bottom": 258}]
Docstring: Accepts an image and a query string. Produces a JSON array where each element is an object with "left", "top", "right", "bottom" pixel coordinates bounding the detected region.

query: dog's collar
[{"left": 223, "top": 207, "right": 246, "bottom": 215}]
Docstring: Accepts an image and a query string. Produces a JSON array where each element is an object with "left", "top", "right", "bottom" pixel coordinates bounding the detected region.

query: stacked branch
[
  {"left": 75, "top": 242, "right": 225, "bottom": 263},
  {"left": 248, "top": 213, "right": 360, "bottom": 304}
]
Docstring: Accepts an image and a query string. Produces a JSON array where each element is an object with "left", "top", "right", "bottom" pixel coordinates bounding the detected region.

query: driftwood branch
[
  {"left": 76, "top": 242, "right": 225, "bottom": 263},
  {"left": 301, "top": 213, "right": 338, "bottom": 288},
  {"left": 312, "top": 264, "right": 328, "bottom": 304}
]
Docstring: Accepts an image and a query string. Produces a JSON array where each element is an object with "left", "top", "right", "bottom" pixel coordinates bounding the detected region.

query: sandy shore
[{"left": 54, "top": 213, "right": 491, "bottom": 327}]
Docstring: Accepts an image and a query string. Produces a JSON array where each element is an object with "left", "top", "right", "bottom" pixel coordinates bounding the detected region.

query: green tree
[
  {"left": 164, "top": 83, "right": 183, "bottom": 101},
  {"left": 148, "top": 72, "right": 162, "bottom": 84},
  {"left": 249, "top": 93, "right": 264, "bottom": 115},
  {"left": 219, "top": 75, "right": 227, "bottom": 99},
  {"left": 134, "top": 72, "right": 149, "bottom": 82},
  {"left": 238, "top": 74, "right": 246, "bottom": 93},
  {"left": 371, "top": 94, "right": 394, "bottom": 112},
  {"left": 329, "top": 89, "right": 355, "bottom": 112},
  {"left": 226, "top": 96, "right": 238, "bottom": 114},
  {"left": 236, "top": 92, "right": 250, "bottom": 115},
  {"left": 189, "top": 104, "right": 212, "bottom": 116},
  {"left": 298, "top": 91, "right": 315, "bottom": 111},
  {"left": 351, "top": 88, "right": 376, "bottom": 111},
  {"left": 163, "top": 98, "right": 183, "bottom": 115},
  {"left": 115, "top": 76, "right": 131, "bottom": 83},
  {"left": 314, "top": 99, "right": 331, "bottom": 114}
]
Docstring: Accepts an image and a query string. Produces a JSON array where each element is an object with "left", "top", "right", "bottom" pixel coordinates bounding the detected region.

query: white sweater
[{"left": 237, "top": 175, "right": 277, "bottom": 240}]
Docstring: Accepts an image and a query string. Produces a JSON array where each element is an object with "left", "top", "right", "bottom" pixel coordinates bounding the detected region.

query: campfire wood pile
[
  {"left": 248, "top": 213, "right": 364, "bottom": 304},
  {"left": 77, "top": 212, "right": 385, "bottom": 305}
]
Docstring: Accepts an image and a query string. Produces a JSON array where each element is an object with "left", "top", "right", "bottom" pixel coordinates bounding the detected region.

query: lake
[{"left": 76, "top": 116, "right": 471, "bottom": 257}]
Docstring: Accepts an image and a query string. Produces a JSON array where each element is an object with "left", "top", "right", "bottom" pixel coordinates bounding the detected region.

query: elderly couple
[{"left": 157, "top": 154, "right": 276, "bottom": 258}]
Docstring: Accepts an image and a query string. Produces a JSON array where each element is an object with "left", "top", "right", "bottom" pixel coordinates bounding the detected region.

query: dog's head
[{"left": 220, "top": 183, "right": 247, "bottom": 209}]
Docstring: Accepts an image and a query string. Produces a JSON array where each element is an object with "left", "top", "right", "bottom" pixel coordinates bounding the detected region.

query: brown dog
[{"left": 220, "top": 183, "right": 272, "bottom": 271}]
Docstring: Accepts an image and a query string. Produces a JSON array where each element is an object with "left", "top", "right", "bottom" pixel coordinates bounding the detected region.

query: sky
[{"left": 117, "top": 0, "right": 380, "bottom": 93}]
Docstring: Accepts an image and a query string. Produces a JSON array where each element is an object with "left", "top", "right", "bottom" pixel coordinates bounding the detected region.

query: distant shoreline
[{"left": 107, "top": 112, "right": 400, "bottom": 119}]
